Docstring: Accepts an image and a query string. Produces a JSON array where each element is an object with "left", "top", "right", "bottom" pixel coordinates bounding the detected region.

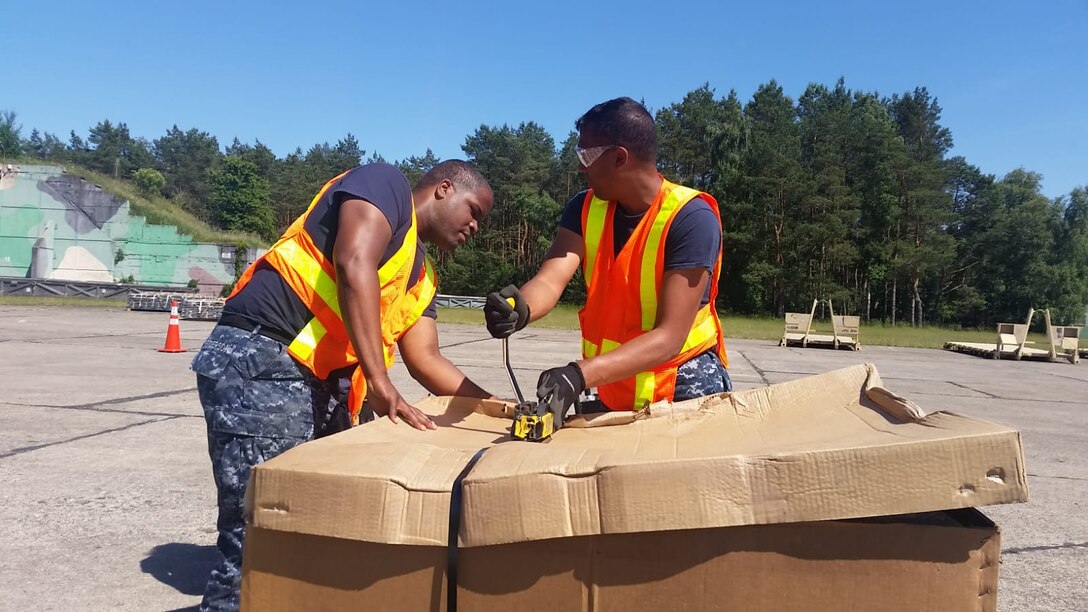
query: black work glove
[
  {"left": 536, "top": 362, "right": 585, "bottom": 424},
  {"left": 484, "top": 285, "right": 530, "bottom": 339}
]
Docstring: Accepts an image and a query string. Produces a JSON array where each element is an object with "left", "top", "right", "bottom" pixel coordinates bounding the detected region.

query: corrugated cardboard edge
[
  {"left": 247, "top": 363, "right": 1027, "bottom": 549},
  {"left": 567, "top": 362, "right": 894, "bottom": 428},
  {"left": 459, "top": 423, "right": 1026, "bottom": 547},
  {"left": 979, "top": 524, "right": 1001, "bottom": 612},
  {"left": 246, "top": 396, "right": 511, "bottom": 546},
  {"left": 241, "top": 511, "right": 1004, "bottom": 612}
]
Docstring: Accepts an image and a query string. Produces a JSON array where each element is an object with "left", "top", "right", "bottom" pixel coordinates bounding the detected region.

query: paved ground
[{"left": 0, "top": 305, "right": 1085, "bottom": 611}]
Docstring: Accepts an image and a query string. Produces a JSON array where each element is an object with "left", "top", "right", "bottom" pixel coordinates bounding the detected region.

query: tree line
[{"left": 3, "top": 78, "right": 1086, "bottom": 328}]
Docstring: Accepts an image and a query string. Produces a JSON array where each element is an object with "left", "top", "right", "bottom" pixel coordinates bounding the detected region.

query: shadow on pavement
[{"left": 141, "top": 542, "right": 217, "bottom": 597}]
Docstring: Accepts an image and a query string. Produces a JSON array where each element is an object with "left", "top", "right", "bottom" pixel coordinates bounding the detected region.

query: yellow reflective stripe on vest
[
  {"left": 290, "top": 245, "right": 431, "bottom": 367},
  {"left": 681, "top": 308, "right": 719, "bottom": 354},
  {"left": 639, "top": 214, "right": 669, "bottom": 331},
  {"left": 406, "top": 255, "right": 437, "bottom": 324},
  {"left": 633, "top": 372, "right": 654, "bottom": 410},
  {"left": 621, "top": 311, "right": 716, "bottom": 410},
  {"left": 289, "top": 316, "right": 326, "bottom": 361},
  {"left": 584, "top": 337, "right": 621, "bottom": 359},
  {"left": 276, "top": 239, "right": 341, "bottom": 318},
  {"left": 281, "top": 205, "right": 419, "bottom": 368},
  {"left": 378, "top": 205, "right": 418, "bottom": 286},
  {"left": 584, "top": 197, "right": 608, "bottom": 285},
  {"left": 583, "top": 338, "right": 598, "bottom": 358},
  {"left": 639, "top": 185, "right": 702, "bottom": 330}
]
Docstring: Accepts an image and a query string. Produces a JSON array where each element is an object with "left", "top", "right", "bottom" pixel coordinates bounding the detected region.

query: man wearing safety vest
[
  {"left": 484, "top": 97, "right": 730, "bottom": 419},
  {"left": 191, "top": 160, "right": 496, "bottom": 612}
]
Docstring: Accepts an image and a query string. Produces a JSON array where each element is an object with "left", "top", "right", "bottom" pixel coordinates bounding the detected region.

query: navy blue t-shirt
[
  {"left": 223, "top": 163, "right": 436, "bottom": 340},
  {"left": 559, "top": 190, "right": 722, "bottom": 305}
]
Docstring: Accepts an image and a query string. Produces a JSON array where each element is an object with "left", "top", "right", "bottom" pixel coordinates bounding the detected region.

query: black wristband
[
  {"left": 517, "top": 304, "right": 532, "bottom": 331},
  {"left": 566, "top": 361, "right": 585, "bottom": 391}
]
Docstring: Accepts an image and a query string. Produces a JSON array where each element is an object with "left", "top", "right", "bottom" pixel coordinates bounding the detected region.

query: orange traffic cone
[{"left": 158, "top": 300, "right": 188, "bottom": 353}]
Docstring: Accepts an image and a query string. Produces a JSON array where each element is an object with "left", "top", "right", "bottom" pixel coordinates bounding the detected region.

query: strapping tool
[{"left": 501, "top": 297, "right": 562, "bottom": 441}]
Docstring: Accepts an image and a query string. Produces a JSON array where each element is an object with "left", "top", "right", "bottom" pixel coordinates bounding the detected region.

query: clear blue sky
[{"left": 3, "top": 0, "right": 1085, "bottom": 198}]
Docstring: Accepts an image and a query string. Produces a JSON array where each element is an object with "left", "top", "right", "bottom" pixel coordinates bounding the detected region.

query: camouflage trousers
[
  {"left": 191, "top": 325, "right": 351, "bottom": 612},
  {"left": 673, "top": 350, "right": 733, "bottom": 400}
]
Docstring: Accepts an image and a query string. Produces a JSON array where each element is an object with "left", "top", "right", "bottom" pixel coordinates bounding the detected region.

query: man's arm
[
  {"left": 397, "top": 316, "right": 493, "bottom": 399},
  {"left": 334, "top": 198, "right": 435, "bottom": 430},
  {"left": 576, "top": 268, "right": 709, "bottom": 388},
  {"left": 484, "top": 197, "right": 584, "bottom": 338},
  {"left": 520, "top": 227, "right": 584, "bottom": 322}
]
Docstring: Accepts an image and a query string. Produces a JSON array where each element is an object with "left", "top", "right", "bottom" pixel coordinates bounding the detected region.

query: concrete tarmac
[{"left": 1, "top": 305, "right": 1085, "bottom": 611}]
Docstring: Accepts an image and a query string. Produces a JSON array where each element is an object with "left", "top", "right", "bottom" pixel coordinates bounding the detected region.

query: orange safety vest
[
  {"left": 579, "top": 178, "right": 727, "bottom": 411},
  {"left": 229, "top": 171, "right": 436, "bottom": 422}
]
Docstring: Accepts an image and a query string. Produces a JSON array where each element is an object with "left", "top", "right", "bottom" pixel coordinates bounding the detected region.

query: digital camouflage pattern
[
  {"left": 673, "top": 350, "right": 733, "bottom": 400},
  {"left": 0, "top": 164, "right": 258, "bottom": 294},
  {"left": 191, "top": 325, "right": 351, "bottom": 611}
]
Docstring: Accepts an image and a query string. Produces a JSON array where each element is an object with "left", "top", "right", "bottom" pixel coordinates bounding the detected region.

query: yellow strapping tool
[{"left": 502, "top": 297, "right": 555, "bottom": 441}]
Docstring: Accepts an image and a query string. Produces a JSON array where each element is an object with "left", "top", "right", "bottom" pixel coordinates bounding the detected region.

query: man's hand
[
  {"left": 536, "top": 362, "right": 585, "bottom": 423},
  {"left": 484, "top": 285, "right": 530, "bottom": 339},
  {"left": 368, "top": 386, "right": 437, "bottom": 431}
]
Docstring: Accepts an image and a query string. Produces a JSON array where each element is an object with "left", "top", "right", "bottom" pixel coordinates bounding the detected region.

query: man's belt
[{"left": 218, "top": 313, "right": 296, "bottom": 347}]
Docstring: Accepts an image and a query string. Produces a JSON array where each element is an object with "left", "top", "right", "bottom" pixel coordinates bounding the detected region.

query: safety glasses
[{"left": 575, "top": 145, "right": 617, "bottom": 167}]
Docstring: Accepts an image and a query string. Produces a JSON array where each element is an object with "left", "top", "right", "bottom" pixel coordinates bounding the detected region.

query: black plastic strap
[{"left": 447, "top": 447, "right": 489, "bottom": 612}]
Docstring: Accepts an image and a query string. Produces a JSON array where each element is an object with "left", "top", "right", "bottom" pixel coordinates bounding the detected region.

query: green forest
[{"left": 3, "top": 79, "right": 1087, "bottom": 328}]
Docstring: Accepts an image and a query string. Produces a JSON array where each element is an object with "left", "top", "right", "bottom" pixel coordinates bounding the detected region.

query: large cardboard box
[{"left": 242, "top": 364, "right": 1026, "bottom": 611}]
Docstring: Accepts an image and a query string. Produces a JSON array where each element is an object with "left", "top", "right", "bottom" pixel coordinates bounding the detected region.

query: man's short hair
[
  {"left": 575, "top": 97, "right": 657, "bottom": 162},
  {"left": 416, "top": 159, "right": 490, "bottom": 193}
]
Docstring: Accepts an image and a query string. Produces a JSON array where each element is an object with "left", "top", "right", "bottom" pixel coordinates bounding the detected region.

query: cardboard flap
[
  {"left": 862, "top": 364, "right": 927, "bottom": 422},
  {"left": 247, "top": 364, "right": 1027, "bottom": 549}
]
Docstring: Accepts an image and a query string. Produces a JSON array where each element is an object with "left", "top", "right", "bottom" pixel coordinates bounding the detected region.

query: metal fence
[
  {"left": 0, "top": 277, "right": 196, "bottom": 299},
  {"left": 2, "top": 277, "right": 487, "bottom": 320},
  {"left": 433, "top": 294, "right": 486, "bottom": 309}
]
